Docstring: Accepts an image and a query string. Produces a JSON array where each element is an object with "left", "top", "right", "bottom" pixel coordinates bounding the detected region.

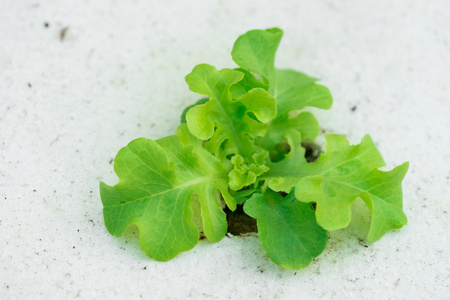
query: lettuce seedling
[{"left": 100, "top": 28, "right": 408, "bottom": 270}]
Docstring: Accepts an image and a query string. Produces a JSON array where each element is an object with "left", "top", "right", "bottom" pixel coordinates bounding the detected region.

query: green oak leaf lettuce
[
  {"left": 266, "top": 130, "right": 408, "bottom": 242},
  {"left": 100, "top": 27, "right": 409, "bottom": 270},
  {"left": 185, "top": 64, "right": 277, "bottom": 190},
  {"left": 229, "top": 68, "right": 269, "bottom": 99},
  {"left": 273, "top": 69, "right": 333, "bottom": 114},
  {"left": 185, "top": 64, "right": 276, "bottom": 154},
  {"left": 258, "top": 111, "right": 320, "bottom": 152},
  {"left": 231, "top": 28, "right": 283, "bottom": 86},
  {"left": 232, "top": 28, "right": 333, "bottom": 114},
  {"left": 100, "top": 124, "right": 235, "bottom": 261},
  {"left": 295, "top": 163, "right": 409, "bottom": 242},
  {"left": 244, "top": 190, "right": 328, "bottom": 270}
]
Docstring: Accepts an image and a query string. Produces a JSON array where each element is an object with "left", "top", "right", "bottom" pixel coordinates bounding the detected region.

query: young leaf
[
  {"left": 229, "top": 68, "right": 268, "bottom": 99},
  {"left": 231, "top": 28, "right": 283, "bottom": 86},
  {"left": 244, "top": 189, "right": 328, "bottom": 270},
  {"left": 185, "top": 64, "right": 244, "bottom": 143},
  {"left": 232, "top": 28, "right": 332, "bottom": 113},
  {"left": 185, "top": 64, "right": 276, "bottom": 155},
  {"left": 180, "top": 98, "right": 208, "bottom": 124},
  {"left": 274, "top": 69, "right": 333, "bottom": 115},
  {"left": 100, "top": 124, "right": 235, "bottom": 261},
  {"left": 228, "top": 152, "right": 269, "bottom": 191},
  {"left": 258, "top": 111, "right": 320, "bottom": 152},
  {"left": 185, "top": 64, "right": 277, "bottom": 190}
]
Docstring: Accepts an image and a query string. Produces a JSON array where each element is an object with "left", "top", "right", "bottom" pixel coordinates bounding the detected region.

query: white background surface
[{"left": 1, "top": 0, "right": 449, "bottom": 299}]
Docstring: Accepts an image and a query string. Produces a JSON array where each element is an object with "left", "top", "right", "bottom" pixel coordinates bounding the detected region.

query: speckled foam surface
[{"left": 1, "top": 0, "right": 449, "bottom": 299}]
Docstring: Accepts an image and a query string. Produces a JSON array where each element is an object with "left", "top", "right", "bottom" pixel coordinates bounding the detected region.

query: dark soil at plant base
[
  {"left": 224, "top": 204, "right": 257, "bottom": 235},
  {"left": 302, "top": 141, "right": 322, "bottom": 163}
]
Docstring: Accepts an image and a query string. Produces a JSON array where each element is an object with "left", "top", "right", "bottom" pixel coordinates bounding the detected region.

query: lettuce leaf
[
  {"left": 185, "top": 64, "right": 277, "bottom": 190},
  {"left": 244, "top": 190, "right": 328, "bottom": 270},
  {"left": 100, "top": 124, "right": 235, "bottom": 261},
  {"left": 266, "top": 130, "right": 408, "bottom": 242},
  {"left": 258, "top": 111, "right": 320, "bottom": 152},
  {"left": 232, "top": 28, "right": 333, "bottom": 113}
]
